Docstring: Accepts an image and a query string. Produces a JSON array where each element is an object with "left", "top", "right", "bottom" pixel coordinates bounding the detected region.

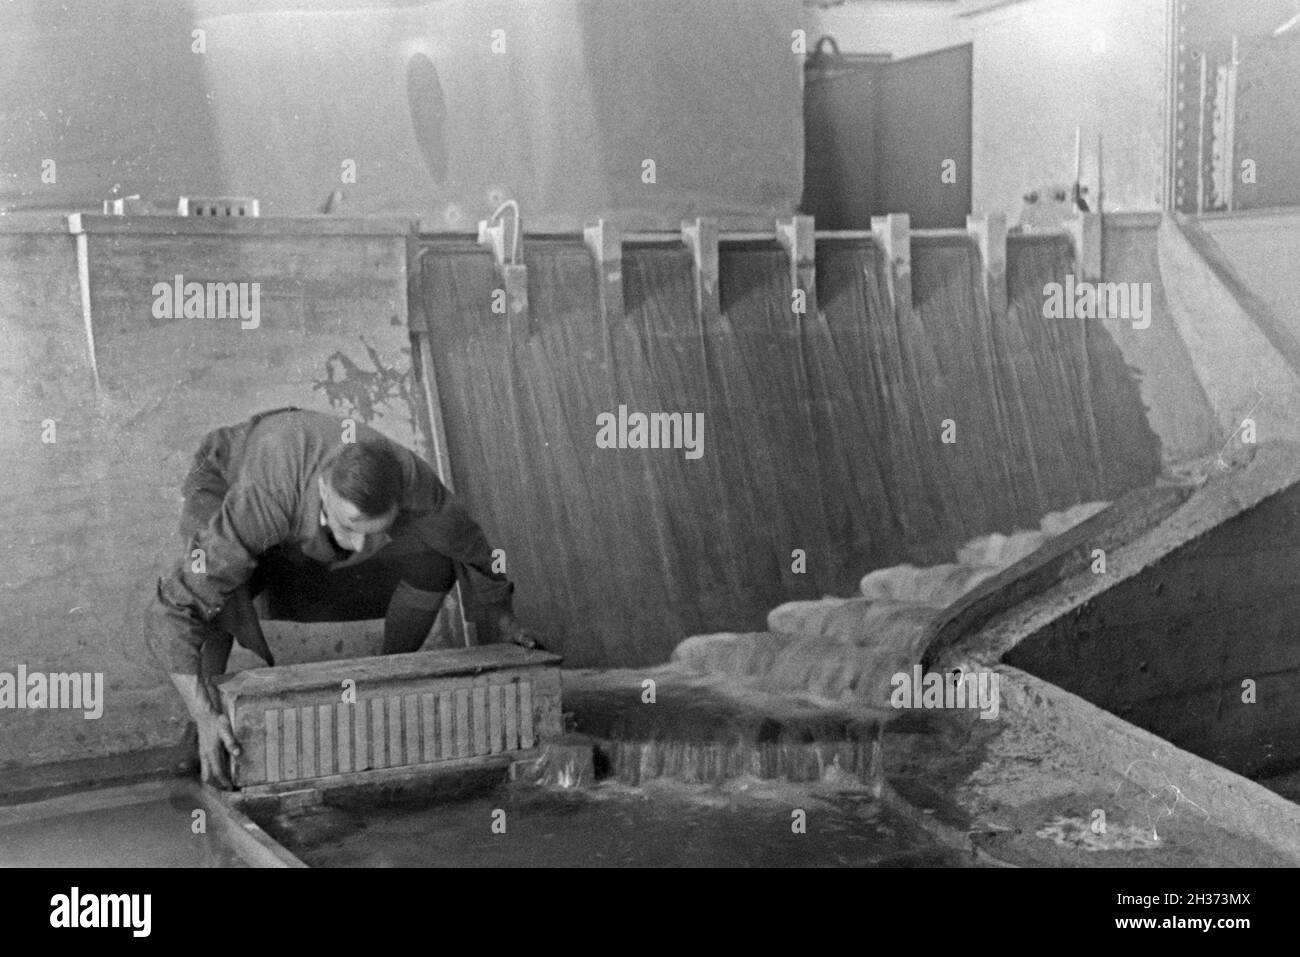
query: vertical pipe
[
  {"left": 1196, "top": 50, "right": 1209, "bottom": 213},
  {"left": 1163, "top": 0, "right": 1179, "bottom": 211},
  {"left": 1222, "top": 36, "right": 1238, "bottom": 212},
  {"left": 67, "top": 214, "right": 102, "bottom": 395}
]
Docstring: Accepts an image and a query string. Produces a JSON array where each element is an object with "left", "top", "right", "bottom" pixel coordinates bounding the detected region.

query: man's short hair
[{"left": 323, "top": 442, "right": 403, "bottom": 518}]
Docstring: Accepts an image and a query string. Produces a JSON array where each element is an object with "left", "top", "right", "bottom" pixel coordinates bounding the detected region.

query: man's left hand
[{"left": 495, "top": 610, "right": 545, "bottom": 650}]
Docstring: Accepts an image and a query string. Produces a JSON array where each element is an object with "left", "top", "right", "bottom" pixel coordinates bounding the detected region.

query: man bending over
[{"left": 146, "top": 407, "right": 535, "bottom": 788}]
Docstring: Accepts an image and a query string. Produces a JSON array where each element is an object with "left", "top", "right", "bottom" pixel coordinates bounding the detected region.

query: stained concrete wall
[{"left": 0, "top": 215, "right": 421, "bottom": 770}]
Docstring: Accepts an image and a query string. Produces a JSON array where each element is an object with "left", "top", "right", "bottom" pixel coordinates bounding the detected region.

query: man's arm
[
  {"left": 409, "top": 493, "right": 537, "bottom": 644},
  {"left": 416, "top": 496, "right": 510, "bottom": 591},
  {"left": 146, "top": 480, "right": 293, "bottom": 785},
  {"left": 398, "top": 445, "right": 538, "bottom": 646},
  {"left": 148, "top": 480, "right": 292, "bottom": 675},
  {"left": 167, "top": 673, "right": 243, "bottom": 788}
]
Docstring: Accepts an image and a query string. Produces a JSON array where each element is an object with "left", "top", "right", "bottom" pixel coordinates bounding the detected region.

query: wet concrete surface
[
  {"left": 952, "top": 714, "right": 1295, "bottom": 868},
  {"left": 0, "top": 790, "right": 248, "bottom": 868}
]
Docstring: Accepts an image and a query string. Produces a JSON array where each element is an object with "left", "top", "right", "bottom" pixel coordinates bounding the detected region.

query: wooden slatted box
[{"left": 218, "top": 646, "right": 562, "bottom": 789}]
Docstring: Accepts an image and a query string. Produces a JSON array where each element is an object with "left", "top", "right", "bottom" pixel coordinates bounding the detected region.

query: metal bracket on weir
[
  {"left": 777, "top": 214, "right": 817, "bottom": 320},
  {"left": 583, "top": 219, "right": 624, "bottom": 322},
  {"left": 967, "top": 212, "right": 1008, "bottom": 316},
  {"left": 680, "top": 217, "right": 720, "bottom": 321},
  {"left": 870, "top": 212, "right": 912, "bottom": 322},
  {"left": 477, "top": 202, "right": 529, "bottom": 324},
  {"left": 1066, "top": 211, "right": 1103, "bottom": 283}
]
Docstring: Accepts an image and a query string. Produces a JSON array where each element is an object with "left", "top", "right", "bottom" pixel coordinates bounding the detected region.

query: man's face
[{"left": 318, "top": 476, "right": 398, "bottom": 553}]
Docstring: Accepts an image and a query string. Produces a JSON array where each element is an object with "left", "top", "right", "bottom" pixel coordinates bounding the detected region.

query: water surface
[{"left": 290, "top": 781, "right": 974, "bottom": 868}]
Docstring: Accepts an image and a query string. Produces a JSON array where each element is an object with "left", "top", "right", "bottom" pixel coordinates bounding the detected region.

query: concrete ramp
[
  {"left": 933, "top": 441, "right": 1300, "bottom": 779},
  {"left": 920, "top": 481, "right": 1195, "bottom": 669}
]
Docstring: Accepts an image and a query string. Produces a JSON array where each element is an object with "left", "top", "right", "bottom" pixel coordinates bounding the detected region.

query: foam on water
[{"left": 673, "top": 501, "right": 1112, "bottom": 705}]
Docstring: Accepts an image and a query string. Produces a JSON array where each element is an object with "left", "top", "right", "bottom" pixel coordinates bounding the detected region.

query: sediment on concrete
[{"left": 966, "top": 662, "right": 1300, "bottom": 865}]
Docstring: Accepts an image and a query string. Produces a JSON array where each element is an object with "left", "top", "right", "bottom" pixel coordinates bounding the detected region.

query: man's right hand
[
  {"left": 168, "top": 672, "right": 244, "bottom": 790},
  {"left": 196, "top": 711, "right": 243, "bottom": 790}
]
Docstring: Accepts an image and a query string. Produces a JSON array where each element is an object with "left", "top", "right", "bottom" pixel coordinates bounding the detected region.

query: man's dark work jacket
[{"left": 148, "top": 408, "right": 513, "bottom": 675}]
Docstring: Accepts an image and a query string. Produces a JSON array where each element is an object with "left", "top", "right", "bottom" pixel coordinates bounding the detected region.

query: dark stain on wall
[{"left": 314, "top": 335, "right": 417, "bottom": 435}]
